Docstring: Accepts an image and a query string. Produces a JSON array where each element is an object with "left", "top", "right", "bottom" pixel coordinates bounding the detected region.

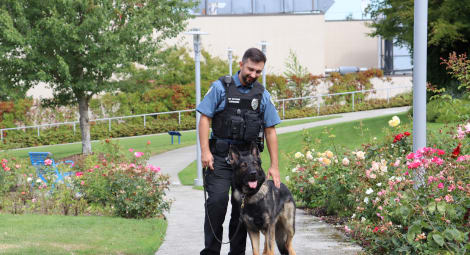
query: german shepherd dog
[{"left": 228, "top": 143, "right": 296, "bottom": 255}]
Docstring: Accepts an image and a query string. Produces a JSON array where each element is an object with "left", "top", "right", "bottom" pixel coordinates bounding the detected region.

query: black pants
[{"left": 200, "top": 152, "right": 247, "bottom": 255}]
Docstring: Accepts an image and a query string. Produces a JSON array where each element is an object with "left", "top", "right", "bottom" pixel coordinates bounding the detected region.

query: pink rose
[
  {"left": 44, "top": 159, "right": 53, "bottom": 166},
  {"left": 134, "top": 152, "right": 144, "bottom": 158},
  {"left": 437, "top": 183, "right": 444, "bottom": 189}
]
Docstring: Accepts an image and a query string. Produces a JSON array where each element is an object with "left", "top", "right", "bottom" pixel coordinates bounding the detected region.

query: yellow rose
[
  {"left": 325, "top": 150, "right": 334, "bottom": 159},
  {"left": 388, "top": 116, "right": 400, "bottom": 127},
  {"left": 294, "top": 152, "right": 304, "bottom": 159},
  {"left": 322, "top": 158, "right": 331, "bottom": 166}
]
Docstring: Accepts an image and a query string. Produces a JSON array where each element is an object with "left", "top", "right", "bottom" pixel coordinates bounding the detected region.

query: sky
[{"left": 325, "top": 0, "right": 370, "bottom": 20}]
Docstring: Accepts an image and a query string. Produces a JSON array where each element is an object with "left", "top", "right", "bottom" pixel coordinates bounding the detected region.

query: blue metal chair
[{"left": 28, "top": 152, "right": 74, "bottom": 188}]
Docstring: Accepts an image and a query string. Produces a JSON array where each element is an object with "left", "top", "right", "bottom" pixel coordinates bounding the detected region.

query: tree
[
  {"left": 366, "top": 0, "right": 470, "bottom": 95},
  {"left": 0, "top": 0, "right": 195, "bottom": 154}
]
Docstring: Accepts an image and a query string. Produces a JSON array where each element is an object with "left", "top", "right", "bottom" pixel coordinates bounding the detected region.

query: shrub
[
  {"left": 427, "top": 98, "right": 470, "bottom": 123},
  {"left": 287, "top": 116, "right": 470, "bottom": 254},
  {"left": 0, "top": 140, "right": 171, "bottom": 219}
]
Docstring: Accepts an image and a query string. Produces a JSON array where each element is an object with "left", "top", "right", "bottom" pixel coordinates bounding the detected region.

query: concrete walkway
[{"left": 152, "top": 107, "right": 410, "bottom": 255}]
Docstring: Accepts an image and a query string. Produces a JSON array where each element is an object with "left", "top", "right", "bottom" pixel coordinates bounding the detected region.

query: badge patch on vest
[{"left": 251, "top": 98, "right": 259, "bottom": 110}]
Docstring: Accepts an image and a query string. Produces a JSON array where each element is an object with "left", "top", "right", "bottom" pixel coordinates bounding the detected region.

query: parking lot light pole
[
  {"left": 227, "top": 48, "right": 233, "bottom": 76},
  {"left": 259, "top": 41, "right": 267, "bottom": 87},
  {"left": 186, "top": 28, "right": 207, "bottom": 187}
]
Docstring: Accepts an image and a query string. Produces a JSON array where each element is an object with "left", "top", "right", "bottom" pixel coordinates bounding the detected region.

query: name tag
[{"left": 228, "top": 97, "right": 240, "bottom": 104}]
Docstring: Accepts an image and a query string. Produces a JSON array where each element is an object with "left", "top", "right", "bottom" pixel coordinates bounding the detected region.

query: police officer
[{"left": 197, "top": 48, "right": 281, "bottom": 255}]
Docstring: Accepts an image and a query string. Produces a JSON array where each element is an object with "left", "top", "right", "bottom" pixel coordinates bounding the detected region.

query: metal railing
[
  {"left": 0, "top": 109, "right": 195, "bottom": 141},
  {"left": 0, "top": 86, "right": 411, "bottom": 141},
  {"left": 275, "top": 85, "right": 411, "bottom": 119}
]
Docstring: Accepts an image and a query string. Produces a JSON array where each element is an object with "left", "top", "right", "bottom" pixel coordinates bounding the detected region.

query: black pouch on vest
[
  {"left": 215, "top": 139, "right": 229, "bottom": 156},
  {"left": 230, "top": 115, "right": 244, "bottom": 140},
  {"left": 243, "top": 112, "right": 261, "bottom": 141}
]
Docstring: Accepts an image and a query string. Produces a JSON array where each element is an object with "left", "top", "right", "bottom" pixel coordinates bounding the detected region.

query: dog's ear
[
  {"left": 228, "top": 144, "right": 239, "bottom": 165},
  {"left": 250, "top": 142, "right": 259, "bottom": 157}
]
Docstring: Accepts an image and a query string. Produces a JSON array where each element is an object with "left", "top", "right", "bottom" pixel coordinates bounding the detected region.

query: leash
[{"left": 202, "top": 167, "right": 245, "bottom": 244}]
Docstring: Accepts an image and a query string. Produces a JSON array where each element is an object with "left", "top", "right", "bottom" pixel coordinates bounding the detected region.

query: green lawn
[
  {"left": 276, "top": 115, "right": 339, "bottom": 128},
  {"left": 179, "top": 112, "right": 450, "bottom": 185},
  {"left": 0, "top": 214, "right": 166, "bottom": 255},
  {"left": 1, "top": 131, "right": 197, "bottom": 160}
]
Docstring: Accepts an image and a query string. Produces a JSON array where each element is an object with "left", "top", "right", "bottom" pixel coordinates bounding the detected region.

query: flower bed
[
  {"left": 287, "top": 116, "right": 470, "bottom": 254},
  {"left": 0, "top": 140, "right": 170, "bottom": 219}
]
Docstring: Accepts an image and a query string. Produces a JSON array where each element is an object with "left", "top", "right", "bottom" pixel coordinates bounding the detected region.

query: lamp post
[
  {"left": 259, "top": 41, "right": 267, "bottom": 87},
  {"left": 227, "top": 48, "right": 233, "bottom": 76},
  {"left": 186, "top": 28, "right": 208, "bottom": 187}
]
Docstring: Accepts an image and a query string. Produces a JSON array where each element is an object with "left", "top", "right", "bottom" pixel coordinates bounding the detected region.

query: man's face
[{"left": 239, "top": 59, "right": 265, "bottom": 86}]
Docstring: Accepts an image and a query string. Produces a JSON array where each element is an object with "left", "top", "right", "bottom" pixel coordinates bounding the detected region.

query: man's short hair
[{"left": 242, "top": 48, "right": 266, "bottom": 64}]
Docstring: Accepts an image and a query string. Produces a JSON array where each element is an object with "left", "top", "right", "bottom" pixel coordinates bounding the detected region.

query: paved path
[{"left": 153, "top": 107, "right": 410, "bottom": 255}]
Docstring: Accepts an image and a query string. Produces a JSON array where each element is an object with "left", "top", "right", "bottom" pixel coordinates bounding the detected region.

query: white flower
[
  {"left": 356, "top": 151, "right": 365, "bottom": 160},
  {"left": 27, "top": 177, "right": 33, "bottom": 183},
  {"left": 371, "top": 161, "right": 379, "bottom": 171},
  {"left": 365, "top": 188, "right": 374, "bottom": 195},
  {"left": 285, "top": 176, "right": 290, "bottom": 182},
  {"left": 342, "top": 157, "right": 350, "bottom": 166},
  {"left": 306, "top": 151, "right": 313, "bottom": 160},
  {"left": 351, "top": 213, "right": 356, "bottom": 219},
  {"left": 373, "top": 137, "right": 377, "bottom": 140},
  {"left": 361, "top": 217, "right": 366, "bottom": 222},
  {"left": 294, "top": 152, "right": 304, "bottom": 159},
  {"left": 291, "top": 167, "right": 298, "bottom": 173},
  {"left": 376, "top": 183, "right": 382, "bottom": 187},
  {"left": 380, "top": 165, "right": 388, "bottom": 173},
  {"left": 308, "top": 177, "right": 315, "bottom": 184},
  {"left": 36, "top": 179, "right": 42, "bottom": 183},
  {"left": 364, "top": 197, "right": 369, "bottom": 204}
]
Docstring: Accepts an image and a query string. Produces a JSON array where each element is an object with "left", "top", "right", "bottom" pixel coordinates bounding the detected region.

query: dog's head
[{"left": 228, "top": 143, "right": 266, "bottom": 194}]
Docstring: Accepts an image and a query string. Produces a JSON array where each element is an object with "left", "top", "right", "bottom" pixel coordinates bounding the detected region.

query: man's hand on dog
[
  {"left": 268, "top": 167, "right": 280, "bottom": 188},
  {"left": 202, "top": 150, "right": 214, "bottom": 170}
]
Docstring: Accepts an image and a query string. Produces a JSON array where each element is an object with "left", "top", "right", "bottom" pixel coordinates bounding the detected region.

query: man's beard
[{"left": 241, "top": 74, "right": 258, "bottom": 85}]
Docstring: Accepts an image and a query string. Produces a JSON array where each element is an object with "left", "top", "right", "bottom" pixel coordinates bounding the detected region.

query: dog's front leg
[
  {"left": 263, "top": 225, "right": 276, "bottom": 255},
  {"left": 248, "top": 230, "right": 261, "bottom": 255}
]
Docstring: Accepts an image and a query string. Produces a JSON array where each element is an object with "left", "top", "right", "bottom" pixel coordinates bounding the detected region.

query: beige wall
[
  {"left": 168, "top": 15, "right": 380, "bottom": 75},
  {"left": 324, "top": 20, "right": 379, "bottom": 69},
  {"left": 167, "top": 14, "right": 326, "bottom": 75}
]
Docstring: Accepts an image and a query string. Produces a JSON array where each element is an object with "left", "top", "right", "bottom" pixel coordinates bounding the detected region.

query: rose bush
[
  {"left": 287, "top": 116, "right": 470, "bottom": 254},
  {"left": 0, "top": 140, "right": 170, "bottom": 219}
]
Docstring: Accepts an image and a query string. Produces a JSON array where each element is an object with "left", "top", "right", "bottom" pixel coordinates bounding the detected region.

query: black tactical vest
[{"left": 212, "top": 76, "right": 264, "bottom": 142}]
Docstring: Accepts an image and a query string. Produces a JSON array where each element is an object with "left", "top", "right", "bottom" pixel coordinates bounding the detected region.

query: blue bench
[
  {"left": 168, "top": 131, "right": 182, "bottom": 144},
  {"left": 28, "top": 152, "right": 74, "bottom": 188}
]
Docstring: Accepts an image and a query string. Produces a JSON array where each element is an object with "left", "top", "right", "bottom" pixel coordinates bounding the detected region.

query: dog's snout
[{"left": 249, "top": 170, "right": 257, "bottom": 178}]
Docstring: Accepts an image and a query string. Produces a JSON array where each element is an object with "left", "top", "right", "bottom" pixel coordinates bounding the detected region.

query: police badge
[{"left": 251, "top": 98, "right": 259, "bottom": 110}]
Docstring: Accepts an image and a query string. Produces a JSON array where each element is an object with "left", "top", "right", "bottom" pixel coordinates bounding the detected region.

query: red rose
[
  {"left": 452, "top": 143, "right": 461, "bottom": 158},
  {"left": 404, "top": 131, "right": 411, "bottom": 136}
]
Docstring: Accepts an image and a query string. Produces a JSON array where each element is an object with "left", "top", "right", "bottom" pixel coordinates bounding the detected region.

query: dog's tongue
[{"left": 248, "top": 181, "right": 257, "bottom": 189}]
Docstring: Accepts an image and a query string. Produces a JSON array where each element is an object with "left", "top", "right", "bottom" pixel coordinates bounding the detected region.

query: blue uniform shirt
[{"left": 196, "top": 71, "right": 281, "bottom": 128}]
